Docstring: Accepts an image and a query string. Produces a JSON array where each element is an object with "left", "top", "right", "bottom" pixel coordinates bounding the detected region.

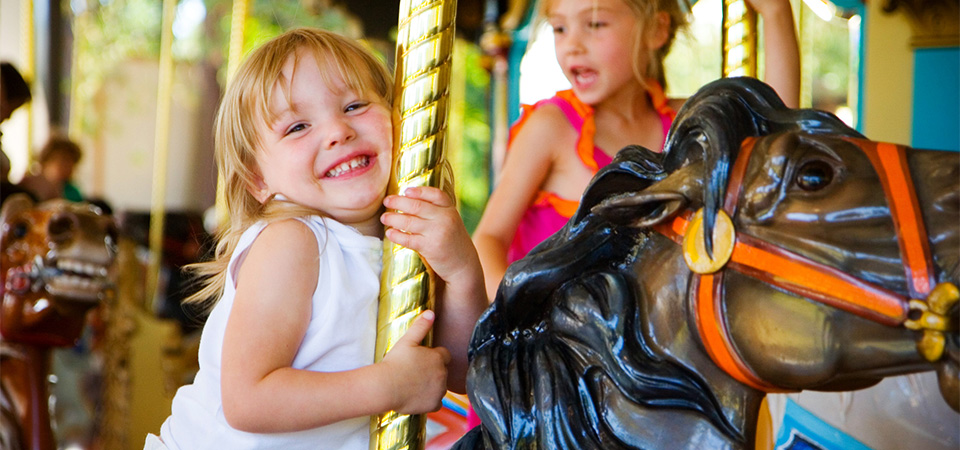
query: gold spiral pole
[
  {"left": 371, "top": 0, "right": 456, "bottom": 449},
  {"left": 721, "top": 0, "right": 759, "bottom": 78}
]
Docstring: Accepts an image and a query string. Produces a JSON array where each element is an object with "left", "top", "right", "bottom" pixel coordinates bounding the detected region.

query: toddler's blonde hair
[{"left": 186, "top": 27, "right": 393, "bottom": 307}]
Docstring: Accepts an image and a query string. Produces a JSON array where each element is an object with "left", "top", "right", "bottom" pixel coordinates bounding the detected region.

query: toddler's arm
[
  {"left": 470, "top": 104, "right": 569, "bottom": 301},
  {"left": 382, "top": 186, "right": 489, "bottom": 393},
  {"left": 751, "top": 0, "right": 801, "bottom": 108},
  {"left": 219, "top": 220, "right": 450, "bottom": 433}
]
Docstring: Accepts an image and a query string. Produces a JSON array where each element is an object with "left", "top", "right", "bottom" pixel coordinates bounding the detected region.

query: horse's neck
[
  {"left": 0, "top": 341, "right": 55, "bottom": 450},
  {"left": 638, "top": 236, "right": 767, "bottom": 448}
]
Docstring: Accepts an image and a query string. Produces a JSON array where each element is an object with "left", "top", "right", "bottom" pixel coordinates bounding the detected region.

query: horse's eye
[
  {"left": 12, "top": 222, "right": 28, "bottom": 239},
  {"left": 795, "top": 160, "right": 834, "bottom": 191}
]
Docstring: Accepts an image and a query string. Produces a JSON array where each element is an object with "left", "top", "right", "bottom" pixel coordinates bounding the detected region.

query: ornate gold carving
[
  {"left": 883, "top": 0, "right": 960, "bottom": 47},
  {"left": 906, "top": 282, "right": 959, "bottom": 362}
]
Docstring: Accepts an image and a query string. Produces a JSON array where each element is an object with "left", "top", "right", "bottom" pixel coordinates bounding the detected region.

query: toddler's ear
[
  {"left": 247, "top": 174, "right": 272, "bottom": 204},
  {"left": 647, "top": 11, "right": 671, "bottom": 50}
]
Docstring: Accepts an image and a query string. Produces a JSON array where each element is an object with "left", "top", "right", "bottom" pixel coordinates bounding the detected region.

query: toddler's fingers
[
  {"left": 397, "top": 310, "right": 435, "bottom": 346},
  {"left": 391, "top": 186, "right": 454, "bottom": 208},
  {"left": 434, "top": 345, "right": 452, "bottom": 365},
  {"left": 380, "top": 211, "right": 426, "bottom": 235},
  {"left": 384, "top": 194, "right": 426, "bottom": 217},
  {"left": 384, "top": 227, "right": 429, "bottom": 253}
]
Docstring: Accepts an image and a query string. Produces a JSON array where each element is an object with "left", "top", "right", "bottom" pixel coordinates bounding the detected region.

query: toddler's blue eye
[
  {"left": 345, "top": 102, "right": 368, "bottom": 113},
  {"left": 285, "top": 123, "right": 306, "bottom": 135}
]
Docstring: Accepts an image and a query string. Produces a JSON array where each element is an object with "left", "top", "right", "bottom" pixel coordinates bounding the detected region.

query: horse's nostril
[{"left": 48, "top": 214, "right": 77, "bottom": 243}]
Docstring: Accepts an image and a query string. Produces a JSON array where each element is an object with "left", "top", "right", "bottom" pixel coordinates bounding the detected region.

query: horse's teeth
[{"left": 54, "top": 259, "right": 106, "bottom": 277}]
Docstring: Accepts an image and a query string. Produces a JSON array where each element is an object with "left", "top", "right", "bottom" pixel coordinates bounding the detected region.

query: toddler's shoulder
[{"left": 253, "top": 218, "right": 320, "bottom": 255}]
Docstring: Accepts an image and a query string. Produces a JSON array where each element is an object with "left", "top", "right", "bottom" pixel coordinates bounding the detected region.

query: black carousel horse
[{"left": 455, "top": 77, "right": 959, "bottom": 449}]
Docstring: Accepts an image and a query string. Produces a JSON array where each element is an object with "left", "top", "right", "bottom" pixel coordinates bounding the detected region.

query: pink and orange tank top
[{"left": 506, "top": 83, "right": 676, "bottom": 263}]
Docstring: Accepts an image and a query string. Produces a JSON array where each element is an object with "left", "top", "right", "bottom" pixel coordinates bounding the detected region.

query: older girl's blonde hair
[
  {"left": 539, "top": 0, "right": 690, "bottom": 90},
  {"left": 186, "top": 27, "right": 393, "bottom": 307}
]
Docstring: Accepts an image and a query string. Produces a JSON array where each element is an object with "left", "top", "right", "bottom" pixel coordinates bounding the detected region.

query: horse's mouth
[{"left": 44, "top": 258, "right": 111, "bottom": 302}]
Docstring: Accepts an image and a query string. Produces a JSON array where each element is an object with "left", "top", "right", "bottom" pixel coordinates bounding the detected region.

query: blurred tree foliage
[
  {"left": 450, "top": 39, "right": 491, "bottom": 233},
  {"left": 71, "top": 0, "right": 164, "bottom": 135},
  {"left": 801, "top": 9, "right": 854, "bottom": 114}
]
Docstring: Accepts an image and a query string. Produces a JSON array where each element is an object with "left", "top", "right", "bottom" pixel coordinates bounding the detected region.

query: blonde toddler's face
[{"left": 252, "top": 51, "right": 393, "bottom": 235}]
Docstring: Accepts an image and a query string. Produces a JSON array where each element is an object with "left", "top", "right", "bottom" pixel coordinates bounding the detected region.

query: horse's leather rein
[{"left": 652, "top": 136, "right": 957, "bottom": 392}]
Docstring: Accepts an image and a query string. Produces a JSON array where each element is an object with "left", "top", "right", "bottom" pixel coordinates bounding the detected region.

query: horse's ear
[
  {"left": 574, "top": 145, "right": 667, "bottom": 223},
  {"left": 591, "top": 191, "right": 686, "bottom": 228},
  {"left": 1, "top": 194, "right": 35, "bottom": 250},
  {"left": 590, "top": 159, "right": 702, "bottom": 228},
  {"left": 1, "top": 194, "right": 35, "bottom": 226}
]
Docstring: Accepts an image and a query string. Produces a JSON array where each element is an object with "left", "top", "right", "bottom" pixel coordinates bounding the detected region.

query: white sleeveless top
[{"left": 160, "top": 216, "right": 382, "bottom": 449}]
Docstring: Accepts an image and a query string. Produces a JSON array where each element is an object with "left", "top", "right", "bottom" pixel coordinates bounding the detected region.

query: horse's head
[
  {"left": 464, "top": 78, "right": 958, "bottom": 450},
  {"left": 0, "top": 194, "right": 118, "bottom": 347},
  {"left": 592, "top": 77, "right": 959, "bottom": 410}
]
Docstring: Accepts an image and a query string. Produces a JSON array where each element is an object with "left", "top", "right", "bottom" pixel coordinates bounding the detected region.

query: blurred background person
[{"left": 20, "top": 133, "right": 84, "bottom": 202}]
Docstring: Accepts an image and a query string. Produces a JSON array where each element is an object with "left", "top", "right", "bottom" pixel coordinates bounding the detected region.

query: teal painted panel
[
  {"left": 913, "top": 47, "right": 960, "bottom": 151},
  {"left": 775, "top": 399, "right": 874, "bottom": 450}
]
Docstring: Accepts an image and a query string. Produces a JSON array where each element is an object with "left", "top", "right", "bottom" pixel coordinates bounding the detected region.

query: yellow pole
[
  {"left": 68, "top": 10, "right": 84, "bottom": 139},
  {"left": 146, "top": 0, "right": 177, "bottom": 306},
  {"left": 225, "top": 0, "right": 249, "bottom": 81},
  {"left": 371, "top": 0, "right": 456, "bottom": 449},
  {"left": 722, "top": 0, "right": 759, "bottom": 78},
  {"left": 20, "top": 0, "right": 35, "bottom": 166},
  {"left": 216, "top": 0, "right": 250, "bottom": 230}
]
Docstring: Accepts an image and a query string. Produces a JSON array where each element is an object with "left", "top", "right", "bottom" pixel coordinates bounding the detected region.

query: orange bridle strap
[
  {"left": 851, "top": 138, "right": 936, "bottom": 298},
  {"left": 652, "top": 136, "right": 933, "bottom": 391}
]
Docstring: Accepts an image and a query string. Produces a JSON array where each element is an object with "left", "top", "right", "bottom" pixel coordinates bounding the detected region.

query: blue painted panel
[
  {"left": 508, "top": 5, "right": 538, "bottom": 126},
  {"left": 775, "top": 399, "right": 874, "bottom": 450},
  {"left": 913, "top": 47, "right": 960, "bottom": 151}
]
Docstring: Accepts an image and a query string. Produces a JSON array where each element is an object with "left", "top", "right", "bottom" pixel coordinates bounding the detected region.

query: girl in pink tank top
[{"left": 505, "top": 86, "right": 675, "bottom": 263}]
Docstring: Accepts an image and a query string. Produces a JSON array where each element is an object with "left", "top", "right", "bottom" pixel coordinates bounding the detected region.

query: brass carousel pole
[
  {"left": 145, "top": 0, "right": 177, "bottom": 305},
  {"left": 371, "top": 0, "right": 456, "bottom": 449},
  {"left": 721, "top": 0, "right": 759, "bottom": 78}
]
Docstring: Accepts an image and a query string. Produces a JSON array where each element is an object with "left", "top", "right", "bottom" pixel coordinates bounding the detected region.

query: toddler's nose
[{"left": 324, "top": 118, "right": 356, "bottom": 149}]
